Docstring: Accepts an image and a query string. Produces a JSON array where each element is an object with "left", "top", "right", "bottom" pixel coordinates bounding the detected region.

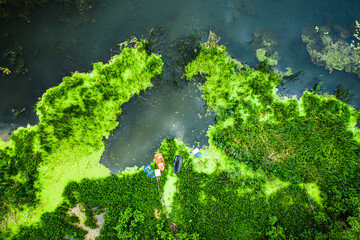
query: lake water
[{"left": 0, "top": 0, "right": 359, "bottom": 172}]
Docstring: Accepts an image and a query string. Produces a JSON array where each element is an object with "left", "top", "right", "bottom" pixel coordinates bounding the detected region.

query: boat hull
[
  {"left": 173, "top": 156, "right": 183, "bottom": 174},
  {"left": 155, "top": 153, "right": 165, "bottom": 171}
]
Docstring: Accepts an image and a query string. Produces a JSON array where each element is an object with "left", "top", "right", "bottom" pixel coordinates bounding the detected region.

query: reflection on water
[
  {"left": 100, "top": 80, "right": 215, "bottom": 173},
  {"left": 0, "top": 122, "right": 16, "bottom": 142}
]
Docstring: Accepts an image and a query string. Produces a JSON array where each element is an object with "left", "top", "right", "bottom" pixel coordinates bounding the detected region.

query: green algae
[
  {"left": 181, "top": 32, "right": 360, "bottom": 238},
  {"left": 0, "top": 39, "right": 163, "bottom": 237},
  {"left": 3, "top": 32, "right": 360, "bottom": 239},
  {"left": 120, "top": 165, "right": 141, "bottom": 175},
  {"left": 256, "top": 48, "right": 279, "bottom": 66},
  {"left": 302, "top": 24, "right": 360, "bottom": 78},
  {"left": 36, "top": 144, "right": 110, "bottom": 214}
]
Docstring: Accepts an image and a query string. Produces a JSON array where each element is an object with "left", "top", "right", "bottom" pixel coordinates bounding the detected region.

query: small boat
[
  {"left": 191, "top": 148, "right": 201, "bottom": 158},
  {"left": 144, "top": 164, "right": 155, "bottom": 178},
  {"left": 155, "top": 153, "right": 165, "bottom": 171},
  {"left": 173, "top": 156, "right": 183, "bottom": 174}
]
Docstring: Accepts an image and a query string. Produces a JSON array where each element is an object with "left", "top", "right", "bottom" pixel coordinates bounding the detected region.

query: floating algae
[{"left": 302, "top": 24, "right": 360, "bottom": 78}]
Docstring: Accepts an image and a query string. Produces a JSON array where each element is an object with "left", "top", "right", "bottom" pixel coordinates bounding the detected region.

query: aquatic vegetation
[
  {"left": 249, "top": 29, "right": 278, "bottom": 50},
  {"left": 0, "top": 0, "right": 95, "bottom": 23},
  {"left": 0, "top": 66, "right": 11, "bottom": 75},
  {"left": 256, "top": 48, "right": 279, "bottom": 66},
  {"left": 0, "top": 38, "right": 163, "bottom": 236},
  {"left": 302, "top": 24, "right": 360, "bottom": 78},
  {"left": 2, "top": 32, "right": 360, "bottom": 239},
  {"left": 0, "top": 0, "right": 47, "bottom": 22},
  {"left": 334, "top": 83, "right": 355, "bottom": 104},
  {"left": 249, "top": 29, "right": 280, "bottom": 66},
  {"left": 55, "top": 0, "right": 95, "bottom": 23},
  {"left": 183, "top": 33, "right": 360, "bottom": 238},
  {"left": 351, "top": 20, "right": 360, "bottom": 50},
  {"left": 226, "top": 0, "right": 258, "bottom": 18},
  {"left": 3, "top": 43, "right": 28, "bottom": 75}
]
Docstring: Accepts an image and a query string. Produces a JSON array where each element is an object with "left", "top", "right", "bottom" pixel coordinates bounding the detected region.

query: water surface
[{"left": 1, "top": 0, "right": 360, "bottom": 171}]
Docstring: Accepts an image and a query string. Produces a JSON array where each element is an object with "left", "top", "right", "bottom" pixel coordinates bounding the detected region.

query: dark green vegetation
[
  {"left": 0, "top": 126, "right": 42, "bottom": 228},
  {"left": 35, "top": 38, "right": 162, "bottom": 154},
  {"left": 2, "top": 33, "right": 360, "bottom": 239},
  {"left": 183, "top": 37, "right": 360, "bottom": 238},
  {"left": 13, "top": 174, "right": 164, "bottom": 239},
  {"left": 334, "top": 83, "right": 355, "bottom": 105},
  {"left": 2, "top": 42, "right": 28, "bottom": 76},
  {"left": 9, "top": 138, "right": 200, "bottom": 239}
]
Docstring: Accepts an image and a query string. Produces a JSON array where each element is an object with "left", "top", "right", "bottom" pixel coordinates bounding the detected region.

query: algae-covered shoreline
[
  {"left": 0, "top": 38, "right": 163, "bottom": 237},
  {"left": 1, "top": 33, "right": 360, "bottom": 239}
]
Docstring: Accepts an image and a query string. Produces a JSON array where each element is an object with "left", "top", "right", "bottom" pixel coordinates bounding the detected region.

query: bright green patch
[
  {"left": 256, "top": 48, "right": 278, "bottom": 66},
  {"left": 264, "top": 178, "right": 291, "bottom": 196},
  {"left": 192, "top": 144, "right": 228, "bottom": 174},
  {"left": 0, "top": 39, "right": 163, "bottom": 237},
  {"left": 121, "top": 165, "right": 140, "bottom": 175},
  {"left": 37, "top": 144, "right": 110, "bottom": 213},
  {"left": 301, "top": 182, "right": 322, "bottom": 205},
  {"left": 163, "top": 172, "right": 178, "bottom": 214}
]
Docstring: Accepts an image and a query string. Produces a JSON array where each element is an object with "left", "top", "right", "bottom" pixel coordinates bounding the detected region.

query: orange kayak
[{"left": 155, "top": 153, "right": 165, "bottom": 171}]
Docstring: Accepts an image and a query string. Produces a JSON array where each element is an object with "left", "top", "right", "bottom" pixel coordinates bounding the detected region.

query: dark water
[
  {"left": 1, "top": 0, "right": 360, "bottom": 171},
  {"left": 100, "top": 80, "right": 214, "bottom": 173}
]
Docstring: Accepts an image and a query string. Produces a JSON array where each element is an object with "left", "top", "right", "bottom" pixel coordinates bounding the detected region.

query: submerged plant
[
  {"left": 0, "top": 66, "right": 10, "bottom": 75},
  {"left": 334, "top": 83, "right": 355, "bottom": 104}
]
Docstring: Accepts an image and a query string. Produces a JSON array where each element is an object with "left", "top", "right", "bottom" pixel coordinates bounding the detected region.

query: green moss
[
  {"left": 36, "top": 144, "right": 110, "bottom": 214},
  {"left": 192, "top": 144, "right": 228, "bottom": 174}
]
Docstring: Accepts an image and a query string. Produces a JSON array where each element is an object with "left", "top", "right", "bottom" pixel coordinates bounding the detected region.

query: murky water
[
  {"left": 100, "top": 80, "right": 214, "bottom": 173},
  {"left": 1, "top": 0, "right": 360, "bottom": 170}
]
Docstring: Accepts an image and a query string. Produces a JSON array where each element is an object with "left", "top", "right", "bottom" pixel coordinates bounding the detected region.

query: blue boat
[{"left": 144, "top": 164, "right": 155, "bottom": 178}]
